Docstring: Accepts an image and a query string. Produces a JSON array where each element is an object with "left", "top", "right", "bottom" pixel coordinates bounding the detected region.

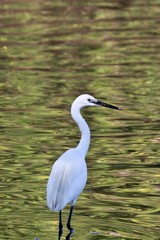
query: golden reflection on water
[{"left": 0, "top": 0, "right": 160, "bottom": 239}]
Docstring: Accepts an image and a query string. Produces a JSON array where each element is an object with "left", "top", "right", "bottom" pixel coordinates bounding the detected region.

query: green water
[{"left": 0, "top": 1, "right": 160, "bottom": 239}]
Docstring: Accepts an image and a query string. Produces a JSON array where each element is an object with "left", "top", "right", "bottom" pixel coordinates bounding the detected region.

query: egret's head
[
  {"left": 72, "top": 94, "right": 121, "bottom": 110},
  {"left": 73, "top": 94, "right": 98, "bottom": 108}
]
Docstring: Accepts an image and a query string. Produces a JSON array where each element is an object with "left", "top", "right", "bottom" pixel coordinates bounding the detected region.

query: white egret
[{"left": 47, "top": 94, "right": 121, "bottom": 233}]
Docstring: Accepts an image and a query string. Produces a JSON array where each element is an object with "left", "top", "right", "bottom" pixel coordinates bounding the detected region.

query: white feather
[
  {"left": 46, "top": 94, "right": 120, "bottom": 222},
  {"left": 47, "top": 148, "right": 87, "bottom": 211}
]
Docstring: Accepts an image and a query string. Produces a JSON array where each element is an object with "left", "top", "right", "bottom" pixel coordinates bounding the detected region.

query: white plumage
[
  {"left": 47, "top": 148, "right": 87, "bottom": 211},
  {"left": 46, "top": 94, "right": 120, "bottom": 233}
]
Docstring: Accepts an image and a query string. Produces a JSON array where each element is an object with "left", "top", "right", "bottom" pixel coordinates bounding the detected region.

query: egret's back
[{"left": 47, "top": 148, "right": 87, "bottom": 211}]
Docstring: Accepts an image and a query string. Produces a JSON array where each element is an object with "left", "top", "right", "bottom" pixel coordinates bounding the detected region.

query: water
[{"left": 0, "top": 0, "right": 160, "bottom": 239}]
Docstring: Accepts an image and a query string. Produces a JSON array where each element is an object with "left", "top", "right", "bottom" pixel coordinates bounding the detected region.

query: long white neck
[{"left": 71, "top": 103, "right": 90, "bottom": 158}]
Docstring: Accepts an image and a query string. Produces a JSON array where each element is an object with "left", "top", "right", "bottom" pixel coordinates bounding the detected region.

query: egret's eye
[{"left": 88, "top": 98, "right": 92, "bottom": 102}]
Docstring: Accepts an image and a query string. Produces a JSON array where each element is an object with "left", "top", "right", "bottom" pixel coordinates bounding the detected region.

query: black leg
[
  {"left": 66, "top": 231, "right": 72, "bottom": 240},
  {"left": 66, "top": 206, "right": 74, "bottom": 232},
  {"left": 58, "top": 211, "right": 63, "bottom": 240},
  {"left": 58, "top": 228, "right": 62, "bottom": 240},
  {"left": 58, "top": 229, "right": 62, "bottom": 240},
  {"left": 59, "top": 210, "right": 63, "bottom": 230}
]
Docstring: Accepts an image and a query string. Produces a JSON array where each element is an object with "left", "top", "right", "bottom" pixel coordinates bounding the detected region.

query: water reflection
[
  {"left": 35, "top": 228, "right": 74, "bottom": 240},
  {"left": 58, "top": 230, "right": 73, "bottom": 240},
  {"left": 1, "top": 0, "right": 160, "bottom": 239}
]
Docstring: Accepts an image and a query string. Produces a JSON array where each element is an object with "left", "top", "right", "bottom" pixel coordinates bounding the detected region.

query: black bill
[{"left": 96, "top": 100, "right": 122, "bottom": 110}]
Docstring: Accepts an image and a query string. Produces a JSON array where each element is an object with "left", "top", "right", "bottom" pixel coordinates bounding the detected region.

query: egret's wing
[
  {"left": 47, "top": 159, "right": 66, "bottom": 211},
  {"left": 55, "top": 159, "right": 87, "bottom": 209},
  {"left": 47, "top": 149, "right": 87, "bottom": 211}
]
